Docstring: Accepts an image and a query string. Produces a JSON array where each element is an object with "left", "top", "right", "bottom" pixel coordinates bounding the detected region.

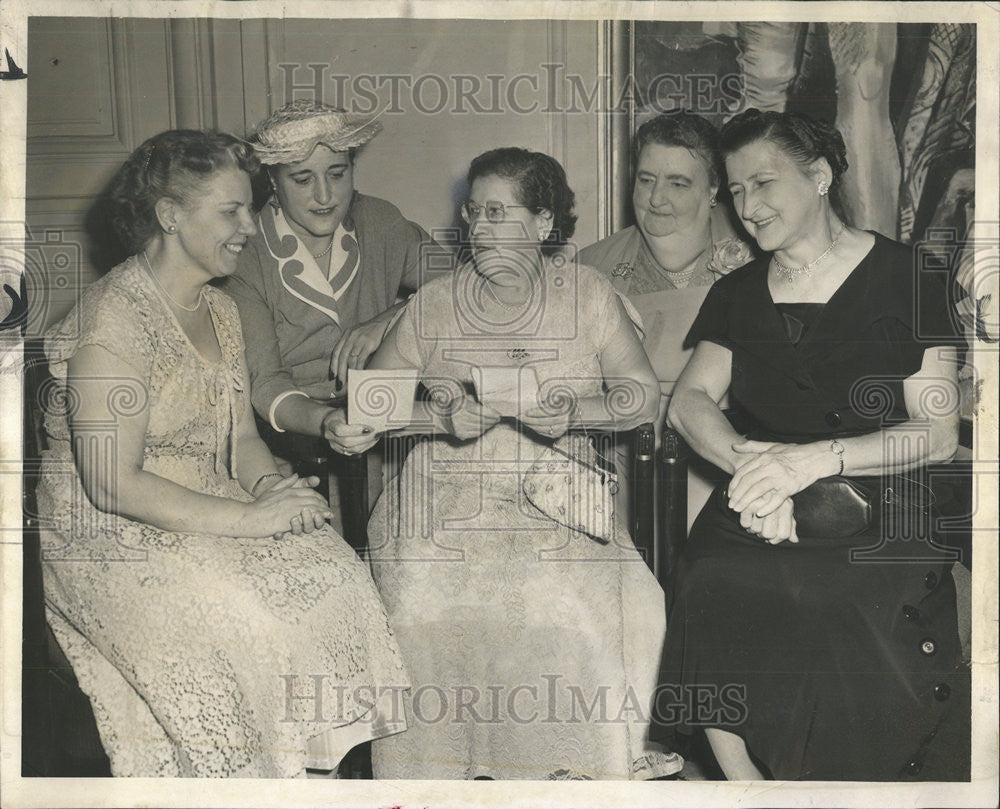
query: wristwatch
[{"left": 830, "top": 439, "right": 845, "bottom": 475}]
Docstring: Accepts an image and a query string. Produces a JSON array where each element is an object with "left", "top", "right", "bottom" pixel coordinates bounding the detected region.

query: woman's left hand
[
  {"left": 727, "top": 439, "right": 834, "bottom": 518},
  {"left": 740, "top": 496, "right": 799, "bottom": 544},
  {"left": 270, "top": 474, "right": 330, "bottom": 539},
  {"left": 330, "top": 310, "right": 395, "bottom": 387},
  {"left": 322, "top": 408, "right": 379, "bottom": 456}
]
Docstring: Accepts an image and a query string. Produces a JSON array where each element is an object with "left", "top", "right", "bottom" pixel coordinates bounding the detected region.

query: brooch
[{"left": 611, "top": 262, "right": 634, "bottom": 279}]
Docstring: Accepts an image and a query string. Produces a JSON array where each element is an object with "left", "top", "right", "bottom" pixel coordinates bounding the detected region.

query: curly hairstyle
[
  {"left": 634, "top": 111, "right": 724, "bottom": 189},
  {"left": 108, "top": 130, "right": 260, "bottom": 253},
  {"left": 719, "top": 108, "right": 850, "bottom": 220},
  {"left": 466, "top": 147, "right": 577, "bottom": 256}
]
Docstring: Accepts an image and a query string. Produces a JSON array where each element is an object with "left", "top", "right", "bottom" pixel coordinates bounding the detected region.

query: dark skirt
[{"left": 651, "top": 484, "right": 970, "bottom": 781}]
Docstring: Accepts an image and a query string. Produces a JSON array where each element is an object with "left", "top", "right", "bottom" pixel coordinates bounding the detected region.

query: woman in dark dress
[{"left": 652, "top": 109, "right": 969, "bottom": 781}]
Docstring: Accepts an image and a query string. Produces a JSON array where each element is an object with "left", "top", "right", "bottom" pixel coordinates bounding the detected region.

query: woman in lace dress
[
  {"left": 36, "top": 130, "right": 409, "bottom": 777},
  {"left": 364, "top": 148, "right": 683, "bottom": 780}
]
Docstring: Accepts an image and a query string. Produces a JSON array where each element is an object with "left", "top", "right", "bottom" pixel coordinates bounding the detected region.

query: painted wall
[{"left": 24, "top": 17, "right": 608, "bottom": 331}]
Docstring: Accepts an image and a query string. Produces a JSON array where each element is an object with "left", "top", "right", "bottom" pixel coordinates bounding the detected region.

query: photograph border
[{"left": 2, "top": 1, "right": 997, "bottom": 807}]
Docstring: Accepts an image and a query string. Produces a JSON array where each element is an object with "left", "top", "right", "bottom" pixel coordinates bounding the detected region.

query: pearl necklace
[
  {"left": 772, "top": 227, "right": 844, "bottom": 283},
  {"left": 142, "top": 252, "right": 204, "bottom": 312},
  {"left": 311, "top": 238, "right": 334, "bottom": 260},
  {"left": 667, "top": 264, "right": 698, "bottom": 288}
]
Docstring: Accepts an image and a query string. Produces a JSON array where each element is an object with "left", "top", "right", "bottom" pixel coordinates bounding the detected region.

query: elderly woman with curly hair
[
  {"left": 364, "top": 147, "right": 683, "bottom": 781},
  {"left": 580, "top": 111, "right": 754, "bottom": 394},
  {"left": 580, "top": 111, "right": 755, "bottom": 529}
]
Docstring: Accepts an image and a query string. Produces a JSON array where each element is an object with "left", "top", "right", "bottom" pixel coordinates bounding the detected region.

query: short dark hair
[
  {"left": 109, "top": 130, "right": 259, "bottom": 253},
  {"left": 720, "top": 108, "right": 850, "bottom": 220},
  {"left": 633, "top": 111, "right": 724, "bottom": 188},
  {"left": 466, "top": 147, "right": 577, "bottom": 256}
]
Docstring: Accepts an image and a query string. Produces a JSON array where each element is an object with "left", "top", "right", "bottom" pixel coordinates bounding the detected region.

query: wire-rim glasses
[{"left": 461, "top": 200, "right": 531, "bottom": 224}]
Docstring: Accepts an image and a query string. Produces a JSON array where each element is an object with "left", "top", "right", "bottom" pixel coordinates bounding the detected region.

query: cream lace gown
[
  {"left": 35, "top": 258, "right": 409, "bottom": 777},
  {"left": 368, "top": 261, "right": 683, "bottom": 780}
]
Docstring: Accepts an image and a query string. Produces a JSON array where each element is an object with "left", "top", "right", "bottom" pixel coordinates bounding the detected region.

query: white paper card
[
  {"left": 347, "top": 368, "right": 419, "bottom": 431},
  {"left": 471, "top": 366, "right": 540, "bottom": 418}
]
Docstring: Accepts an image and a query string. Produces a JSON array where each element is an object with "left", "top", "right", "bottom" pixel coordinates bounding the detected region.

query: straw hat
[{"left": 252, "top": 100, "right": 382, "bottom": 165}]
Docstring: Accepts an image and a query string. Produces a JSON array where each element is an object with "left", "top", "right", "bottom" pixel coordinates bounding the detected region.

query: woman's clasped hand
[
  {"left": 245, "top": 473, "right": 332, "bottom": 538},
  {"left": 725, "top": 438, "right": 840, "bottom": 543}
]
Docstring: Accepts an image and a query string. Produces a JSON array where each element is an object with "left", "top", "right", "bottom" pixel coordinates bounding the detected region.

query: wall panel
[{"left": 26, "top": 17, "right": 175, "bottom": 329}]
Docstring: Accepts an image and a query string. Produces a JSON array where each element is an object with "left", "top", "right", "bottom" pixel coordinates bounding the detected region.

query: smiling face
[
  {"left": 632, "top": 143, "right": 716, "bottom": 240},
  {"left": 172, "top": 167, "right": 256, "bottom": 278},
  {"left": 271, "top": 144, "right": 354, "bottom": 241},
  {"left": 725, "top": 139, "right": 824, "bottom": 253}
]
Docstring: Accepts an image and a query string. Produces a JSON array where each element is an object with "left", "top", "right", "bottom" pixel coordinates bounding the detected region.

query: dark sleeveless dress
[{"left": 650, "top": 233, "right": 970, "bottom": 781}]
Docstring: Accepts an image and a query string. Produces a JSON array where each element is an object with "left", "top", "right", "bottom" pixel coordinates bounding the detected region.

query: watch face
[{"left": 831, "top": 439, "right": 845, "bottom": 454}]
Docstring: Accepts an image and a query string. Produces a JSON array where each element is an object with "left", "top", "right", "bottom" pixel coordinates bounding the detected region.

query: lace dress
[
  {"left": 35, "top": 257, "right": 409, "bottom": 777},
  {"left": 368, "top": 261, "right": 683, "bottom": 780}
]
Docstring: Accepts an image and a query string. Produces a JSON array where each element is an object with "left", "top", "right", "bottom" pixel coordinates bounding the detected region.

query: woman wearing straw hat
[{"left": 223, "top": 101, "right": 448, "bottom": 490}]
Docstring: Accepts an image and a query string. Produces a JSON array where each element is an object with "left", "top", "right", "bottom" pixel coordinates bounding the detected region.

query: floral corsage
[{"left": 706, "top": 237, "right": 754, "bottom": 276}]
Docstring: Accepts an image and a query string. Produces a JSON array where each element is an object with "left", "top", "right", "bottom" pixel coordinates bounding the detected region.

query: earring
[
  {"left": 818, "top": 180, "right": 829, "bottom": 197},
  {"left": 167, "top": 225, "right": 177, "bottom": 233},
  {"left": 709, "top": 197, "right": 717, "bottom": 208}
]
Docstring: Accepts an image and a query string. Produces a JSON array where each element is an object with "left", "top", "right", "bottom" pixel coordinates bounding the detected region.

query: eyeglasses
[{"left": 461, "top": 200, "right": 530, "bottom": 224}]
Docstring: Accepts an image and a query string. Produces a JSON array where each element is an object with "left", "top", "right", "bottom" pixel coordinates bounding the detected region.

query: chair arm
[
  {"left": 656, "top": 427, "right": 690, "bottom": 589},
  {"left": 631, "top": 422, "right": 656, "bottom": 574}
]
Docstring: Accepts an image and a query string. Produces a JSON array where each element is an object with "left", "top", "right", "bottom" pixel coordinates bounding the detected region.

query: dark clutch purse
[{"left": 791, "top": 476, "right": 872, "bottom": 538}]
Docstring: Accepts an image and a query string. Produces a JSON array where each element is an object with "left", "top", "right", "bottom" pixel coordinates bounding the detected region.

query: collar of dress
[{"left": 259, "top": 203, "right": 360, "bottom": 325}]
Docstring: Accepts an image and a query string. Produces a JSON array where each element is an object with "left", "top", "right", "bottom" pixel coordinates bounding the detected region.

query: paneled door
[{"left": 24, "top": 16, "right": 255, "bottom": 333}]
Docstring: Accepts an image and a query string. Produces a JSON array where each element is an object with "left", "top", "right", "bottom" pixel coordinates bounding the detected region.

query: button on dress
[{"left": 651, "top": 234, "right": 970, "bottom": 781}]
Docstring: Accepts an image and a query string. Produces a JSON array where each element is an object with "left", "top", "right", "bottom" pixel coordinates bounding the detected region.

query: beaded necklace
[
  {"left": 142, "top": 252, "right": 204, "bottom": 312},
  {"left": 772, "top": 227, "right": 844, "bottom": 283}
]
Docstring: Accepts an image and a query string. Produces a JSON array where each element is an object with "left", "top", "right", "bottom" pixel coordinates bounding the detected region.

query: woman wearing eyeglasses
[{"left": 362, "top": 147, "right": 682, "bottom": 780}]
